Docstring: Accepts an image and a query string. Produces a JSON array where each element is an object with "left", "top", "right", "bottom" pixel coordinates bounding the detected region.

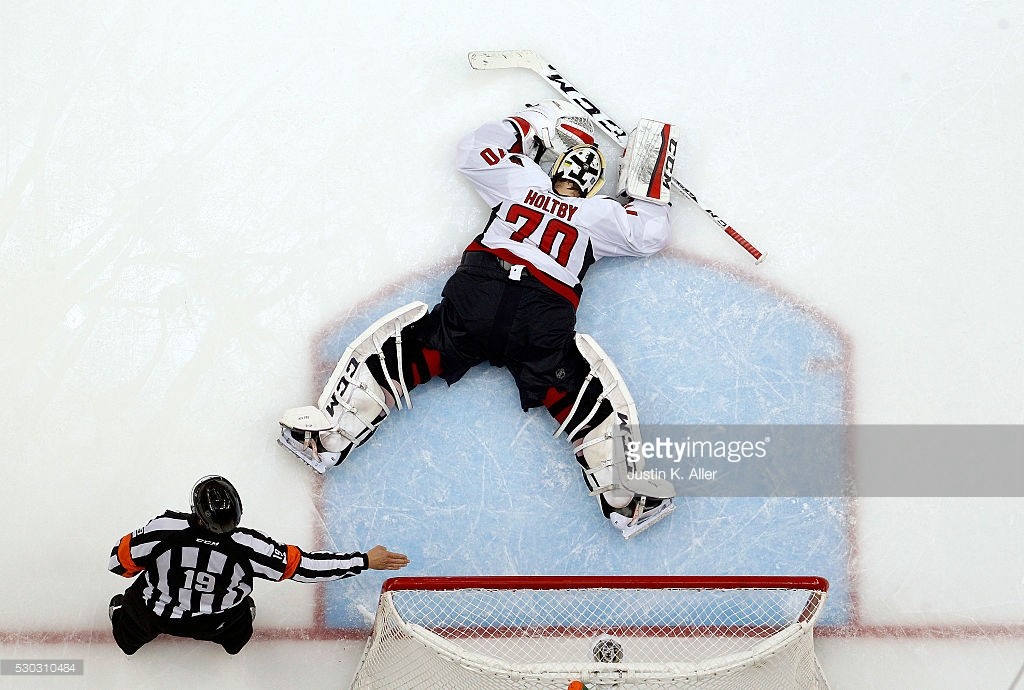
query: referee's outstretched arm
[{"left": 105, "top": 476, "right": 410, "bottom": 655}]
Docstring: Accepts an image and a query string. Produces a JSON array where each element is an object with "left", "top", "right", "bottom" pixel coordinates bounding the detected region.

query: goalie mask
[
  {"left": 191, "top": 475, "right": 242, "bottom": 534},
  {"left": 550, "top": 144, "right": 606, "bottom": 198}
]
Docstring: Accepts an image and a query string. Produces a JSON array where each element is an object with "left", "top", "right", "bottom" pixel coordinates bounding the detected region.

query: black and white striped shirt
[{"left": 109, "top": 510, "right": 367, "bottom": 619}]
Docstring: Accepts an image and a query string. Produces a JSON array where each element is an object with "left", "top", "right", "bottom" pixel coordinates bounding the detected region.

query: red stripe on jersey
[
  {"left": 281, "top": 545, "right": 301, "bottom": 580},
  {"left": 508, "top": 116, "right": 532, "bottom": 138},
  {"left": 560, "top": 123, "right": 595, "bottom": 146},
  {"left": 507, "top": 116, "right": 532, "bottom": 154},
  {"left": 464, "top": 242, "right": 581, "bottom": 309},
  {"left": 117, "top": 534, "right": 144, "bottom": 577}
]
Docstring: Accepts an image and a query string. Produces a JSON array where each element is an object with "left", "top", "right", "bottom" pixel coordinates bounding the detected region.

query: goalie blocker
[{"left": 616, "top": 118, "right": 677, "bottom": 205}]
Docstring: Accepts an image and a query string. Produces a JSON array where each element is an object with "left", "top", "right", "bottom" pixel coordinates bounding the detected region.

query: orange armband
[
  {"left": 280, "top": 545, "right": 301, "bottom": 580},
  {"left": 117, "top": 534, "right": 144, "bottom": 577}
]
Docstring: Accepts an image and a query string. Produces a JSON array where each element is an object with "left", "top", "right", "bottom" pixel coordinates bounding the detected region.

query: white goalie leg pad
[
  {"left": 279, "top": 301, "right": 429, "bottom": 473},
  {"left": 616, "top": 118, "right": 677, "bottom": 205},
  {"left": 556, "top": 334, "right": 676, "bottom": 536}
]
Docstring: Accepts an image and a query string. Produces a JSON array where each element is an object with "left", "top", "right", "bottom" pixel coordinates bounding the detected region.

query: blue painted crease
[{"left": 320, "top": 254, "right": 851, "bottom": 628}]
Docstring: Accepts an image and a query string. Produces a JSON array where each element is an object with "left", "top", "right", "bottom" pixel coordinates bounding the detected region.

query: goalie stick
[{"left": 468, "top": 50, "right": 765, "bottom": 264}]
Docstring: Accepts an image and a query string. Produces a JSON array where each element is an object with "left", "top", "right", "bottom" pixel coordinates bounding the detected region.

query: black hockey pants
[
  {"left": 111, "top": 586, "right": 254, "bottom": 655},
  {"left": 408, "top": 250, "right": 590, "bottom": 411}
]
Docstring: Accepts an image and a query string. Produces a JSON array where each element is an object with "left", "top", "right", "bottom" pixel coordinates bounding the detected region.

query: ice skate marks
[{"left": 317, "top": 253, "right": 851, "bottom": 629}]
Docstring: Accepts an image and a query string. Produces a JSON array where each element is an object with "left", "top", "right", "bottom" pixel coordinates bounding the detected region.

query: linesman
[{"left": 107, "top": 475, "right": 409, "bottom": 654}]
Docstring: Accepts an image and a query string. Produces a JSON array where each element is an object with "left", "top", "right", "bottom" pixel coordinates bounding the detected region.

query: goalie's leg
[
  {"left": 278, "top": 302, "right": 441, "bottom": 473},
  {"left": 547, "top": 334, "right": 676, "bottom": 539}
]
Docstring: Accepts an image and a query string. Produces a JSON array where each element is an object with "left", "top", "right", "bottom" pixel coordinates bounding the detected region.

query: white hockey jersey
[{"left": 456, "top": 118, "right": 671, "bottom": 307}]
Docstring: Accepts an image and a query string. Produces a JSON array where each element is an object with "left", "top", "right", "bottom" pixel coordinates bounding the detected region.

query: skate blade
[
  {"left": 277, "top": 436, "right": 330, "bottom": 474},
  {"left": 621, "top": 503, "right": 676, "bottom": 540}
]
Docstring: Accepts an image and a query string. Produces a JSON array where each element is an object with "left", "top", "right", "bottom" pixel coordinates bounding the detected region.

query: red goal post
[{"left": 350, "top": 575, "right": 831, "bottom": 689}]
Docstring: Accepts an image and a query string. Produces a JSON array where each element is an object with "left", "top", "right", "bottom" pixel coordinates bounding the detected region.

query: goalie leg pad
[
  {"left": 616, "top": 118, "right": 677, "bottom": 205},
  {"left": 279, "top": 301, "right": 429, "bottom": 473},
  {"left": 556, "top": 334, "right": 676, "bottom": 537}
]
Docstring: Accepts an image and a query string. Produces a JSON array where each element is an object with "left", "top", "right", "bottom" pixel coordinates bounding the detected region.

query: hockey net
[{"left": 349, "top": 575, "right": 830, "bottom": 689}]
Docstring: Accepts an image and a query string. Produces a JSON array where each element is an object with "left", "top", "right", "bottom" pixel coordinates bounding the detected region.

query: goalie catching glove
[
  {"left": 616, "top": 118, "right": 677, "bottom": 205},
  {"left": 508, "top": 99, "right": 597, "bottom": 158}
]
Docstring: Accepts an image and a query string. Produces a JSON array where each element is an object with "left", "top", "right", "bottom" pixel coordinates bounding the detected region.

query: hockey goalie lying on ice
[{"left": 279, "top": 100, "right": 679, "bottom": 539}]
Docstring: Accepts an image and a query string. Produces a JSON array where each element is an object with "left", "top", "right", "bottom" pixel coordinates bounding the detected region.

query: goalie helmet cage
[{"left": 349, "top": 575, "right": 831, "bottom": 689}]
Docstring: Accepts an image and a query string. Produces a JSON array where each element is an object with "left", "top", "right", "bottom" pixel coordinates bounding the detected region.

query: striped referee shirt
[{"left": 109, "top": 510, "right": 367, "bottom": 619}]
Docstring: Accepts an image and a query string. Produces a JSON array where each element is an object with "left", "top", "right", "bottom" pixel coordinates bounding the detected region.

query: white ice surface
[{"left": 1, "top": 2, "right": 1023, "bottom": 688}]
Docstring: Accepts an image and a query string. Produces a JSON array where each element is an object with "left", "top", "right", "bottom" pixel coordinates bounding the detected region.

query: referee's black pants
[{"left": 111, "top": 587, "right": 254, "bottom": 655}]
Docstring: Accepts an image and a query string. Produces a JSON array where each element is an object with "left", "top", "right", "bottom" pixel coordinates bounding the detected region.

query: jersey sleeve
[
  {"left": 586, "top": 197, "right": 672, "bottom": 259},
  {"left": 277, "top": 547, "right": 369, "bottom": 583},
  {"left": 456, "top": 119, "right": 552, "bottom": 209},
  {"left": 230, "top": 527, "right": 369, "bottom": 583},
  {"left": 108, "top": 511, "right": 189, "bottom": 578}
]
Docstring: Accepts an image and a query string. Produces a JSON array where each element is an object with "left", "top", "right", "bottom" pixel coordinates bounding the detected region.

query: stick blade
[{"left": 468, "top": 50, "right": 544, "bottom": 71}]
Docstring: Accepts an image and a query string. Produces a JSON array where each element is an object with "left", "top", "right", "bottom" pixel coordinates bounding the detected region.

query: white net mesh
[{"left": 350, "top": 576, "right": 830, "bottom": 690}]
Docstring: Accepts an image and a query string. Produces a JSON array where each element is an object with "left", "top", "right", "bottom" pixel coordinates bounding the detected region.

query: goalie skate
[
  {"left": 557, "top": 334, "right": 676, "bottom": 537},
  {"left": 609, "top": 498, "right": 676, "bottom": 540},
  {"left": 278, "top": 301, "right": 429, "bottom": 474},
  {"left": 278, "top": 406, "right": 342, "bottom": 474}
]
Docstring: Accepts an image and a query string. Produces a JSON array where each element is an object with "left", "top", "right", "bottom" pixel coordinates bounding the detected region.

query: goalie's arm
[
  {"left": 585, "top": 118, "right": 676, "bottom": 258},
  {"left": 585, "top": 198, "right": 671, "bottom": 259},
  {"left": 455, "top": 119, "right": 550, "bottom": 209}
]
